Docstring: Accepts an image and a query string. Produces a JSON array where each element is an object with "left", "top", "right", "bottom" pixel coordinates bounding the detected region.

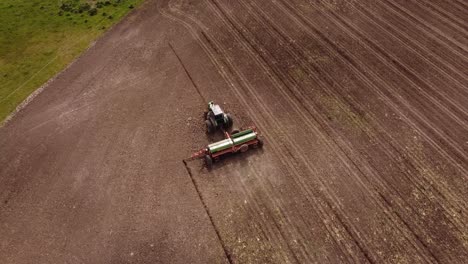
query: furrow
[
  {"left": 244, "top": 0, "right": 467, "bottom": 232},
  {"left": 207, "top": 0, "right": 442, "bottom": 261},
  {"left": 381, "top": 0, "right": 468, "bottom": 54},
  {"left": 270, "top": 0, "right": 468, "bottom": 228},
  {"left": 274, "top": 0, "right": 468, "bottom": 175},
  {"left": 376, "top": 0, "right": 468, "bottom": 64},
  {"left": 161, "top": 0, "right": 466, "bottom": 261},
  {"left": 202, "top": 1, "right": 367, "bottom": 261},
  {"left": 419, "top": 1, "right": 468, "bottom": 31},
  {"left": 228, "top": 169, "right": 299, "bottom": 263},
  {"left": 200, "top": 29, "right": 364, "bottom": 263},
  {"left": 354, "top": 3, "right": 468, "bottom": 92},
  {"left": 310, "top": 0, "right": 468, "bottom": 140},
  {"left": 160, "top": 4, "right": 362, "bottom": 263},
  {"left": 360, "top": 2, "right": 468, "bottom": 77},
  {"left": 446, "top": 0, "right": 468, "bottom": 11}
]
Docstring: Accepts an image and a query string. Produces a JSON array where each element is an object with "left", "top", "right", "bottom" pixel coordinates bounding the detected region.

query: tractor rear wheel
[
  {"left": 205, "top": 120, "right": 214, "bottom": 134},
  {"left": 224, "top": 114, "right": 233, "bottom": 129},
  {"left": 205, "top": 155, "right": 213, "bottom": 169}
]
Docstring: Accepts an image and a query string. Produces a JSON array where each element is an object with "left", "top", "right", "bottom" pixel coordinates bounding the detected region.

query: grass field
[{"left": 0, "top": 0, "right": 144, "bottom": 122}]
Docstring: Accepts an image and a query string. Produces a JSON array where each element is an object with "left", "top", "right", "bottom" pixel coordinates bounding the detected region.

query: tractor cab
[{"left": 211, "top": 104, "right": 225, "bottom": 122}]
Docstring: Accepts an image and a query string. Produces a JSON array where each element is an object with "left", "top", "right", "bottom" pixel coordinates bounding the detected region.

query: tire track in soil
[
  {"left": 304, "top": 0, "right": 468, "bottom": 172},
  {"left": 160, "top": 4, "right": 361, "bottom": 263},
  {"left": 352, "top": 2, "right": 468, "bottom": 94},
  {"left": 402, "top": 0, "right": 468, "bottom": 37},
  {"left": 170, "top": 42, "right": 233, "bottom": 263},
  {"left": 183, "top": 160, "right": 234, "bottom": 264},
  {"left": 436, "top": 1, "right": 468, "bottom": 25},
  {"left": 443, "top": 0, "right": 468, "bottom": 12},
  {"left": 238, "top": 177, "right": 300, "bottom": 263},
  {"left": 231, "top": 0, "right": 468, "bottom": 258},
  {"left": 172, "top": 36, "right": 304, "bottom": 262},
  {"left": 373, "top": 1, "right": 468, "bottom": 69},
  {"left": 204, "top": 27, "right": 362, "bottom": 264},
  {"left": 198, "top": 29, "right": 373, "bottom": 263},
  {"left": 273, "top": 0, "right": 468, "bottom": 176},
  {"left": 225, "top": 162, "right": 304, "bottom": 263},
  {"left": 290, "top": 0, "right": 468, "bottom": 151},
  {"left": 160, "top": 6, "right": 313, "bottom": 263},
  {"left": 163, "top": 0, "right": 466, "bottom": 262},
  {"left": 207, "top": 0, "right": 464, "bottom": 260},
  {"left": 416, "top": 1, "right": 468, "bottom": 31},
  {"left": 168, "top": 42, "right": 208, "bottom": 103},
  {"left": 352, "top": 1, "right": 468, "bottom": 93},
  {"left": 175, "top": 42, "right": 301, "bottom": 262},
  {"left": 224, "top": 0, "right": 466, "bottom": 258},
  {"left": 202, "top": 2, "right": 388, "bottom": 260},
  {"left": 279, "top": 0, "right": 468, "bottom": 210},
  {"left": 240, "top": 0, "right": 467, "bottom": 236},
  {"left": 451, "top": 0, "right": 468, "bottom": 15},
  {"left": 236, "top": 0, "right": 466, "bottom": 260},
  {"left": 249, "top": 0, "right": 468, "bottom": 256},
  {"left": 204, "top": 0, "right": 440, "bottom": 261},
  {"left": 381, "top": 0, "right": 468, "bottom": 55},
  {"left": 162, "top": 2, "right": 375, "bottom": 263},
  {"left": 268, "top": 0, "right": 468, "bottom": 210}
]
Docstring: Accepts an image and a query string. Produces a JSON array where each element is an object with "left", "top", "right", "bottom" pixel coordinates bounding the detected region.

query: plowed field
[{"left": 1, "top": 0, "right": 467, "bottom": 263}]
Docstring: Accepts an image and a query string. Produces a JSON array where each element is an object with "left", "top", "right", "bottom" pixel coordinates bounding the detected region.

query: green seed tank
[{"left": 208, "top": 129, "right": 257, "bottom": 154}]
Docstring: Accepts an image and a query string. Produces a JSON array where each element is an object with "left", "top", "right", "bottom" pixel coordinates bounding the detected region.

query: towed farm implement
[
  {"left": 187, "top": 101, "right": 264, "bottom": 169},
  {"left": 189, "top": 127, "right": 263, "bottom": 169}
]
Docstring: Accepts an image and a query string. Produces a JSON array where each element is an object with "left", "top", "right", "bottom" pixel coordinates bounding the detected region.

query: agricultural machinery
[
  {"left": 204, "top": 101, "right": 233, "bottom": 133},
  {"left": 188, "top": 127, "right": 263, "bottom": 169}
]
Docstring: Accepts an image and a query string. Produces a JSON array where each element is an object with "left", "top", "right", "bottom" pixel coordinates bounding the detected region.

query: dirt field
[{"left": 1, "top": 0, "right": 467, "bottom": 263}]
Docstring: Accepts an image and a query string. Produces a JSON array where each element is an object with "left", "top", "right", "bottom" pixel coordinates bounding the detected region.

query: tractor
[
  {"left": 204, "top": 101, "right": 233, "bottom": 133},
  {"left": 185, "top": 101, "right": 264, "bottom": 169}
]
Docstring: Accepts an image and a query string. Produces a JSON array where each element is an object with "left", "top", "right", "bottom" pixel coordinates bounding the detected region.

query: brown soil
[{"left": 1, "top": 0, "right": 467, "bottom": 263}]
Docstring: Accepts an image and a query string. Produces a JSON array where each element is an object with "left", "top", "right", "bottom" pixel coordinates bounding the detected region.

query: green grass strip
[{"left": 0, "top": 0, "right": 144, "bottom": 122}]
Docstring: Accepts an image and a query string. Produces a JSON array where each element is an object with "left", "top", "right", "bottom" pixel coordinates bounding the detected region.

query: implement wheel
[
  {"left": 240, "top": 144, "right": 249, "bottom": 153},
  {"left": 205, "top": 155, "right": 213, "bottom": 169},
  {"left": 256, "top": 139, "right": 264, "bottom": 148}
]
